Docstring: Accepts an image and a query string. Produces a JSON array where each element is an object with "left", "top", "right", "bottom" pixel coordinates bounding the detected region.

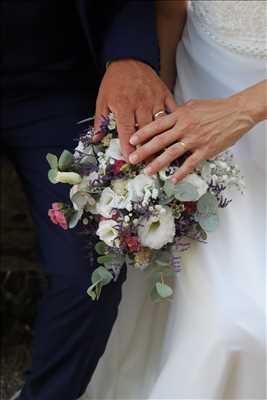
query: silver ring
[{"left": 153, "top": 110, "right": 166, "bottom": 119}]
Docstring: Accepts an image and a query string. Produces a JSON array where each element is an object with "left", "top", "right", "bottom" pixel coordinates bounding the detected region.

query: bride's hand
[{"left": 128, "top": 96, "right": 257, "bottom": 183}]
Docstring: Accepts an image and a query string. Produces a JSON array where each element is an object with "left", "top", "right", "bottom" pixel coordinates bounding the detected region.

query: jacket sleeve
[{"left": 101, "top": 1, "right": 160, "bottom": 74}]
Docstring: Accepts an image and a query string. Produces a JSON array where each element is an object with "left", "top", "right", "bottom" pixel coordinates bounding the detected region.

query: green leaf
[
  {"left": 150, "top": 286, "right": 163, "bottom": 303},
  {"left": 196, "top": 224, "right": 208, "bottom": 240},
  {"left": 155, "top": 282, "right": 173, "bottom": 298},
  {"left": 97, "top": 255, "right": 114, "bottom": 264},
  {"left": 95, "top": 241, "right": 106, "bottom": 255},
  {"left": 48, "top": 169, "right": 58, "bottom": 184},
  {"left": 58, "top": 150, "right": 74, "bottom": 171},
  {"left": 68, "top": 210, "right": 83, "bottom": 229},
  {"left": 91, "top": 266, "right": 113, "bottom": 286},
  {"left": 197, "top": 192, "right": 218, "bottom": 216},
  {"left": 174, "top": 182, "right": 199, "bottom": 202},
  {"left": 196, "top": 213, "right": 219, "bottom": 232},
  {"left": 120, "top": 163, "right": 131, "bottom": 173},
  {"left": 95, "top": 282, "right": 103, "bottom": 300},
  {"left": 46, "top": 153, "right": 58, "bottom": 169},
  {"left": 152, "top": 270, "right": 176, "bottom": 283},
  {"left": 87, "top": 280, "right": 101, "bottom": 301},
  {"left": 163, "top": 180, "right": 176, "bottom": 197}
]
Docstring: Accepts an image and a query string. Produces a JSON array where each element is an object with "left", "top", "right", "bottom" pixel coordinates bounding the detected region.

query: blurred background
[{"left": 0, "top": 156, "right": 44, "bottom": 400}]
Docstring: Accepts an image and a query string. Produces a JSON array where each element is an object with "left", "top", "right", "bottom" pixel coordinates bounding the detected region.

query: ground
[{"left": 0, "top": 157, "right": 43, "bottom": 400}]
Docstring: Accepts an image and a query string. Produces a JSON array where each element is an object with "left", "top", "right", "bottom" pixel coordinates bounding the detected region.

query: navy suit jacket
[
  {"left": 1, "top": 1, "right": 159, "bottom": 93},
  {"left": 77, "top": 0, "right": 160, "bottom": 75}
]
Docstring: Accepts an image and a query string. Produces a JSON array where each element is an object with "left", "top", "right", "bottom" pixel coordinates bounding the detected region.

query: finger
[
  {"left": 116, "top": 110, "right": 136, "bottom": 161},
  {"left": 171, "top": 150, "right": 205, "bottom": 183},
  {"left": 93, "top": 102, "right": 109, "bottom": 143},
  {"left": 135, "top": 106, "right": 153, "bottom": 129},
  {"left": 128, "top": 128, "right": 181, "bottom": 165},
  {"left": 165, "top": 94, "right": 177, "bottom": 113},
  {"left": 130, "top": 113, "right": 177, "bottom": 146},
  {"left": 143, "top": 142, "right": 188, "bottom": 176}
]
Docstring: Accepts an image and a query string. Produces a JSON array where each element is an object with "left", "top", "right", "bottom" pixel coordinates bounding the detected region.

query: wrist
[
  {"left": 229, "top": 88, "right": 267, "bottom": 124},
  {"left": 106, "top": 58, "right": 156, "bottom": 73}
]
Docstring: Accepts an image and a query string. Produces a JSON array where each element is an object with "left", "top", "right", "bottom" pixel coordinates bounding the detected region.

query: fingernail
[
  {"left": 144, "top": 166, "right": 153, "bottom": 175},
  {"left": 129, "top": 153, "right": 138, "bottom": 164},
  {"left": 130, "top": 135, "right": 138, "bottom": 145},
  {"left": 171, "top": 177, "right": 177, "bottom": 184}
]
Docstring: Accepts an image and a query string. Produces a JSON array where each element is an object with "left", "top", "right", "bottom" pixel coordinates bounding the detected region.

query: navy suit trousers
[{"left": 1, "top": 92, "right": 126, "bottom": 400}]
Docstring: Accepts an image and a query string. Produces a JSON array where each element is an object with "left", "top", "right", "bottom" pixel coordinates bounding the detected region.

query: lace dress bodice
[{"left": 191, "top": 0, "right": 267, "bottom": 58}]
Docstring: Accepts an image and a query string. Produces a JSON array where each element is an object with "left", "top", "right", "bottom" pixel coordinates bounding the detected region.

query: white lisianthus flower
[
  {"left": 96, "top": 220, "right": 119, "bottom": 247},
  {"left": 182, "top": 173, "right": 208, "bottom": 200},
  {"left": 96, "top": 187, "right": 119, "bottom": 218},
  {"left": 138, "top": 206, "right": 175, "bottom": 250},
  {"left": 128, "top": 174, "right": 158, "bottom": 203},
  {"left": 105, "top": 138, "right": 125, "bottom": 161}
]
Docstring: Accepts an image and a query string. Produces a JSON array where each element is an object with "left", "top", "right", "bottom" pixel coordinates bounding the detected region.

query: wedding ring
[
  {"left": 153, "top": 110, "right": 166, "bottom": 119},
  {"left": 179, "top": 141, "right": 187, "bottom": 149}
]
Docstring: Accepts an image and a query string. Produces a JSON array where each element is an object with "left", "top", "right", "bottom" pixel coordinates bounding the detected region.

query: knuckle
[
  {"left": 151, "top": 160, "right": 161, "bottom": 170},
  {"left": 165, "top": 145, "right": 178, "bottom": 158},
  {"left": 153, "top": 135, "right": 166, "bottom": 148},
  {"left": 119, "top": 126, "right": 134, "bottom": 136},
  {"left": 185, "top": 158, "right": 196, "bottom": 170}
]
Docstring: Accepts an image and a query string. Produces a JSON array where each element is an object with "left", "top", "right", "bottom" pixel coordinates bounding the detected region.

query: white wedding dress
[{"left": 83, "top": 1, "right": 267, "bottom": 399}]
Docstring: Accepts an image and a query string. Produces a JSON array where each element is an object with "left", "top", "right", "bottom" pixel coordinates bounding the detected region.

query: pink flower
[
  {"left": 125, "top": 235, "right": 141, "bottom": 253},
  {"left": 51, "top": 202, "right": 61, "bottom": 211},
  {"left": 48, "top": 203, "right": 68, "bottom": 230},
  {"left": 112, "top": 160, "right": 126, "bottom": 176}
]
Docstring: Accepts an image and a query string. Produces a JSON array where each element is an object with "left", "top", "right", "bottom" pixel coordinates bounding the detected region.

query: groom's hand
[{"left": 94, "top": 59, "right": 176, "bottom": 162}]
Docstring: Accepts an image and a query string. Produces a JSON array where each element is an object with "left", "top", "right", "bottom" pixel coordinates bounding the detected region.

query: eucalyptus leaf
[
  {"left": 46, "top": 153, "right": 58, "bottom": 169},
  {"left": 156, "top": 282, "right": 173, "bottom": 298},
  {"left": 197, "top": 192, "right": 218, "bottom": 216},
  {"left": 163, "top": 180, "right": 176, "bottom": 197},
  {"left": 87, "top": 280, "right": 101, "bottom": 300},
  {"left": 152, "top": 270, "right": 176, "bottom": 283},
  {"left": 174, "top": 182, "right": 199, "bottom": 202},
  {"left": 80, "top": 155, "right": 97, "bottom": 166},
  {"left": 68, "top": 210, "right": 83, "bottom": 229},
  {"left": 48, "top": 169, "right": 58, "bottom": 184},
  {"left": 97, "top": 255, "right": 114, "bottom": 264},
  {"left": 95, "top": 241, "right": 106, "bottom": 255},
  {"left": 58, "top": 150, "right": 74, "bottom": 171},
  {"left": 95, "top": 282, "right": 103, "bottom": 300},
  {"left": 196, "top": 213, "right": 219, "bottom": 232},
  {"left": 91, "top": 266, "right": 113, "bottom": 286},
  {"left": 150, "top": 286, "right": 163, "bottom": 303},
  {"left": 155, "top": 259, "right": 169, "bottom": 267}
]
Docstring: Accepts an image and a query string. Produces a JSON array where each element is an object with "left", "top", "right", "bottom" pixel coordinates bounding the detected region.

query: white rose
[
  {"left": 105, "top": 138, "right": 125, "bottom": 161},
  {"left": 96, "top": 220, "right": 119, "bottom": 247},
  {"left": 182, "top": 173, "right": 208, "bottom": 200},
  {"left": 128, "top": 174, "right": 158, "bottom": 203},
  {"left": 138, "top": 206, "right": 175, "bottom": 250}
]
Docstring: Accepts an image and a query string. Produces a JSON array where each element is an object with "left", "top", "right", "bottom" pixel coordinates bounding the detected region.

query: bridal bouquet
[{"left": 47, "top": 113, "right": 244, "bottom": 302}]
